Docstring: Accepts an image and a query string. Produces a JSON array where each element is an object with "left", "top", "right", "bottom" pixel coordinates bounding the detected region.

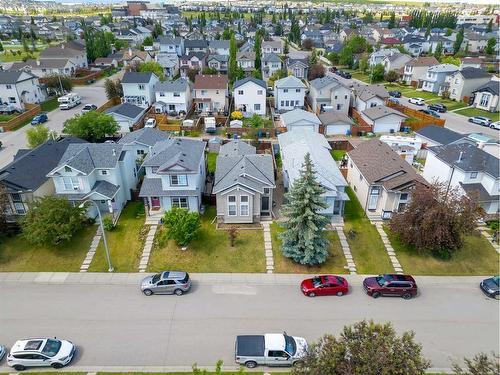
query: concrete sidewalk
[{"left": 0, "top": 272, "right": 489, "bottom": 286}]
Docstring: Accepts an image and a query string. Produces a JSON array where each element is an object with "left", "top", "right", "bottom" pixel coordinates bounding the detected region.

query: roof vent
[
  {"left": 112, "top": 149, "right": 116, "bottom": 156},
  {"left": 457, "top": 151, "right": 463, "bottom": 163}
]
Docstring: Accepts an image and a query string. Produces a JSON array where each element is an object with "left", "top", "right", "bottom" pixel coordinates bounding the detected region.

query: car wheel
[
  {"left": 245, "top": 361, "right": 257, "bottom": 369},
  {"left": 143, "top": 289, "right": 153, "bottom": 296},
  {"left": 402, "top": 292, "right": 412, "bottom": 300},
  {"left": 174, "top": 289, "right": 184, "bottom": 296},
  {"left": 293, "top": 360, "right": 304, "bottom": 367},
  {"left": 468, "top": 119, "right": 473, "bottom": 123},
  {"left": 336, "top": 291, "right": 344, "bottom": 296},
  {"left": 372, "top": 292, "right": 381, "bottom": 298},
  {"left": 13, "top": 365, "right": 25, "bottom": 371},
  {"left": 52, "top": 363, "right": 64, "bottom": 369},
  {"left": 308, "top": 292, "right": 316, "bottom": 297}
]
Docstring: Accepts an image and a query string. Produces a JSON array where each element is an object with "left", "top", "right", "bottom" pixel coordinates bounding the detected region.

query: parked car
[
  {"left": 418, "top": 109, "right": 440, "bottom": 118},
  {"left": 81, "top": 104, "right": 97, "bottom": 113},
  {"left": 408, "top": 97, "right": 425, "bottom": 106},
  {"left": 341, "top": 72, "right": 352, "bottom": 79},
  {"left": 489, "top": 121, "right": 500, "bottom": 130},
  {"left": 363, "top": 274, "right": 418, "bottom": 299},
  {"left": 468, "top": 116, "right": 492, "bottom": 126},
  {"left": 388, "top": 97, "right": 400, "bottom": 104},
  {"left": 31, "top": 113, "right": 48, "bottom": 125},
  {"left": 330, "top": 66, "right": 337, "bottom": 73},
  {"left": 427, "top": 103, "right": 447, "bottom": 113},
  {"left": 388, "top": 90, "right": 401, "bottom": 98},
  {"left": 140, "top": 271, "right": 191, "bottom": 296},
  {"left": 7, "top": 338, "right": 75, "bottom": 370},
  {"left": 0, "top": 345, "right": 5, "bottom": 361},
  {"left": 300, "top": 275, "right": 349, "bottom": 297},
  {"left": 144, "top": 118, "right": 157, "bottom": 128},
  {"left": 480, "top": 276, "right": 499, "bottom": 299}
]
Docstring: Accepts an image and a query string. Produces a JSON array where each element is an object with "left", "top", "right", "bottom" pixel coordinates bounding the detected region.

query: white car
[
  {"left": 489, "top": 121, "right": 500, "bottom": 130},
  {"left": 144, "top": 118, "right": 157, "bottom": 128},
  {"left": 408, "top": 97, "right": 425, "bottom": 106},
  {"left": 7, "top": 338, "right": 75, "bottom": 370},
  {"left": 468, "top": 116, "right": 491, "bottom": 126}
]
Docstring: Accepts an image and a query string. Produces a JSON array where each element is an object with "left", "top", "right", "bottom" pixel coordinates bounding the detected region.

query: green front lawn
[
  {"left": 207, "top": 152, "right": 218, "bottom": 173},
  {"left": 41, "top": 97, "right": 61, "bottom": 112},
  {"left": 89, "top": 202, "right": 146, "bottom": 272},
  {"left": 148, "top": 207, "right": 265, "bottom": 273},
  {"left": 331, "top": 150, "right": 346, "bottom": 161},
  {"left": 343, "top": 187, "right": 393, "bottom": 274},
  {"left": 0, "top": 50, "right": 40, "bottom": 62},
  {"left": 0, "top": 226, "right": 95, "bottom": 272},
  {"left": 454, "top": 107, "right": 500, "bottom": 122},
  {"left": 270, "top": 222, "right": 347, "bottom": 274},
  {"left": 386, "top": 229, "right": 500, "bottom": 275}
]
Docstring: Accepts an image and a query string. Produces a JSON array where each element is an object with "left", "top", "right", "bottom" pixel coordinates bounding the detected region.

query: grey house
[{"left": 213, "top": 140, "right": 275, "bottom": 223}]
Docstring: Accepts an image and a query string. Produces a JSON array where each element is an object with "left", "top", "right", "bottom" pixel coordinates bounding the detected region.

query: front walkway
[
  {"left": 262, "top": 222, "right": 275, "bottom": 273},
  {"left": 478, "top": 227, "right": 500, "bottom": 254},
  {"left": 79, "top": 226, "right": 102, "bottom": 272},
  {"left": 335, "top": 227, "right": 357, "bottom": 274},
  {"left": 374, "top": 223, "right": 403, "bottom": 274},
  {"left": 138, "top": 225, "right": 158, "bottom": 272}
]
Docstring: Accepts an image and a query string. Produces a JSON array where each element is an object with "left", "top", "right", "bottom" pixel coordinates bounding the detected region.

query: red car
[
  {"left": 300, "top": 275, "right": 349, "bottom": 297},
  {"left": 363, "top": 274, "right": 417, "bottom": 299}
]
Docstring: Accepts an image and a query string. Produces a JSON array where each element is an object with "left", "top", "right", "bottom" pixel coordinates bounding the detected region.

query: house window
[
  {"left": 368, "top": 186, "right": 380, "bottom": 210},
  {"left": 254, "top": 104, "right": 261, "bottom": 111},
  {"left": 263, "top": 188, "right": 270, "bottom": 195},
  {"left": 284, "top": 89, "right": 288, "bottom": 93},
  {"left": 470, "top": 172, "right": 478, "bottom": 179},
  {"left": 240, "top": 195, "right": 249, "bottom": 216},
  {"left": 159, "top": 92, "right": 165, "bottom": 97},
  {"left": 334, "top": 95, "right": 338, "bottom": 99},
  {"left": 100, "top": 170, "right": 108, "bottom": 175},
  {"left": 170, "top": 174, "right": 188, "bottom": 186},
  {"left": 370, "top": 102, "right": 377, "bottom": 108},
  {"left": 281, "top": 101, "right": 284, "bottom": 106},
  {"left": 138, "top": 84, "right": 145, "bottom": 90},
  {"left": 171, "top": 197, "right": 189, "bottom": 209},
  {"left": 398, "top": 193, "right": 409, "bottom": 212},
  {"left": 480, "top": 94, "right": 490, "bottom": 107},
  {"left": 62, "top": 176, "right": 79, "bottom": 190},
  {"left": 64, "top": 166, "right": 72, "bottom": 172},
  {"left": 257, "top": 90, "right": 263, "bottom": 95},
  {"left": 201, "top": 90, "right": 207, "bottom": 95},
  {"left": 337, "top": 104, "right": 342, "bottom": 110},
  {"left": 359, "top": 173, "right": 363, "bottom": 181},
  {"left": 285, "top": 100, "right": 289, "bottom": 106},
  {"left": 8, "top": 97, "right": 16, "bottom": 103},
  {"left": 137, "top": 149, "right": 145, "bottom": 155},
  {"left": 238, "top": 90, "right": 244, "bottom": 95},
  {"left": 6, "top": 84, "right": 12, "bottom": 89},
  {"left": 345, "top": 95, "right": 348, "bottom": 99},
  {"left": 173, "top": 92, "right": 180, "bottom": 97},
  {"left": 11, "top": 193, "right": 26, "bottom": 215},
  {"left": 228, "top": 195, "right": 237, "bottom": 216},
  {"left": 295, "top": 88, "right": 301, "bottom": 93}
]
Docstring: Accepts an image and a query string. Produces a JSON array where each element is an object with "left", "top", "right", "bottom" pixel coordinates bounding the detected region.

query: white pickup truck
[
  {"left": 58, "top": 93, "right": 81, "bottom": 110},
  {"left": 235, "top": 333, "right": 308, "bottom": 368}
]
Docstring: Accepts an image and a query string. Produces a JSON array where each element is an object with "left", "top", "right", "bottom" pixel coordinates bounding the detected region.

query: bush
[
  {"left": 163, "top": 207, "right": 201, "bottom": 247},
  {"left": 102, "top": 215, "right": 115, "bottom": 231}
]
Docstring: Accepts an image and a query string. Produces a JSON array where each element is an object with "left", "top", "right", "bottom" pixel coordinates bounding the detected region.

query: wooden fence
[
  {"left": 0, "top": 104, "right": 41, "bottom": 131},
  {"left": 386, "top": 100, "right": 445, "bottom": 131},
  {"left": 96, "top": 97, "right": 121, "bottom": 113},
  {"left": 351, "top": 109, "right": 373, "bottom": 135},
  {"left": 71, "top": 68, "right": 109, "bottom": 85}
]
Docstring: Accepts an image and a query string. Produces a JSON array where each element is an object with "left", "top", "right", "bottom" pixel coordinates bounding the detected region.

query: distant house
[
  {"left": 278, "top": 130, "right": 349, "bottom": 220},
  {"left": 139, "top": 138, "right": 206, "bottom": 215},
  {"left": 318, "top": 112, "right": 352, "bottom": 136},
  {"left": 9, "top": 59, "right": 77, "bottom": 78},
  {"left": 156, "top": 53, "right": 179, "bottom": 79},
  {"left": 360, "top": 106, "right": 407, "bottom": 134},
  {"left": 179, "top": 52, "right": 207, "bottom": 77},
  {"left": 233, "top": 77, "right": 267, "bottom": 116},
  {"left": 121, "top": 72, "right": 160, "bottom": 108},
  {"left": 381, "top": 52, "right": 411, "bottom": 73},
  {"left": 0, "top": 71, "right": 46, "bottom": 112},
  {"left": 236, "top": 51, "right": 256, "bottom": 76},
  {"left": 445, "top": 68, "right": 491, "bottom": 102},
  {"left": 286, "top": 55, "right": 309, "bottom": 79},
  {"left": 122, "top": 48, "right": 153, "bottom": 67},
  {"left": 352, "top": 84, "right": 389, "bottom": 112},
  {"left": 347, "top": 139, "right": 426, "bottom": 220},
  {"left": 207, "top": 54, "right": 229, "bottom": 74},
  {"left": 0, "top": 137, "right": 85, "bottom": 221},
  {"left": 39, "top": 40, "right": 88, "bottom": 68},
  {"left": 463, "top": 32, "right": 490, "bottom": 54},
  {"left": 156, "top": 36, "right": 184, "bottom": 56},
  {"left": 262, "top": 40, "right": 283, "bottom": 54},
  {"left": 402, "top": 34, "right": 428, "bottom": 56},
  {"left": 261, "top": 53, "right": 282, "bottom": 80},
  {"left": 106, "top": 103, "right": 147, "bottom": 133},
  {"left": 213, "top": 140, "right": 275, "bottom": 223},
  {"left": 184, "top": 39, "right": 209, "bottom": 54},
  {"left": 308, "top": 76, "right": 351, "bottom": 114},
  {"left": 193, "top": 74, "right": 229, "bottom": 113},
  {"left": 369, "top": 48, "right": 400, "bottom": 67},
  {"left": 208, "top": 40, "right": 230, "bottom": 56},
  {"left": 472, "top": 81, "right": 499, "bottom": 113},
  {"left": 94, "top": 57, "right": 120, "bottom": 69},
  {"left": 281, "top": 108, "right": 321, "bottom": 132},
  {"left": 420, "top": 64, "right": 459, "bottom": 94},
  {"left": 274, "top": 75, "right": 306, "bottom": 112},
  {"left": 401, "top": 56, "right": 439, "bottom": 86},
  {"left": 154, "top": 78, "right": 192, "bottom": 115}
]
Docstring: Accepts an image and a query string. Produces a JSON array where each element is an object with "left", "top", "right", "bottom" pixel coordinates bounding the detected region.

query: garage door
[
  {"left": 290, "top": 124, "right": 315, "bottom": 132},
  {"left": 326, "top": 124, "right": 350, "bottom": 136},
  {"left": 118, "top": 120, "right": 132, "bottom": 133}
]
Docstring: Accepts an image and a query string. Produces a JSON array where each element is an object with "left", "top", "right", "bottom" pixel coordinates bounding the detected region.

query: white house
[
  {"left": 121, "top": 72, "right": 160, "bottom": 109},
  {"left": 280, "top": 108, "right": 321, "bottom": 132},
  {"left": 105, "top": 103, "right": 147, "bottom": 133},
  {"left": 139, "top": 138, "right": 206, "bottom": 215},
  {"left": 9, "top": 59, "right": 78, "bottom": 78},
  {"left": 308, "top": 76, "right": 351, "bottom": 114},
  {"left": 208, "top": 40, "right": 230, "bottom": 56},
  {"left": 0, "top": 71, "right": 45, "bottom": 111},
  {"left": 318, "top": 112, "right": 352, "bottom": 136},
  {"left": 154, "top": 78, "right": 192, "bottom": 115},
  {"left": 262, "top": 40, "right": 282, "bottom": 54},
  {"left": 472, "top": 81, "right": 499, "bottom": 113},
  {"left": 360, "top": 106, "right": 407, "bottom": 134},
  {"left": 422, "top": 142, "right": 499, "bottom": 215},
  {"left": 445, "top": 68, "right": 491, "bottom": 102},
  {"left": 278, "top": 130, "right": 349, "bottom": 221},
  {"left": 353, "top": 84, "right": 389, "bottom": 112},
  {"left": 274, "top": 75, "right": 306, "bottom": 112},
  {"left": 233, "top": 77, "right": 267, "bottom": 116}
]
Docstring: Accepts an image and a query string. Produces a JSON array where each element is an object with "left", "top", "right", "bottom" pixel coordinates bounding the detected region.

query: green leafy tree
[
  {"left": 279, "top": 153, "right": 329, "bottom": 265},
  {"left": 486, "top": 19, "right": 493, "bottom": 33},
  {"left": 0, "top": 41, "right": 4, "bottom": 52},
  {"left": 370, "top": 64, "right": 385, "bottom": 82},
  {"left": 163, "top": 207, "right": 201, "bottom": 247},
  {"left": 440, "top": 55, "right": 461, "bottom": 66},
  {"left": 486, "top": 37, "right": 497, "bottom": 55},
  {"left": 44, "top": 74, "right": 73, "bottom": 94},
  {"left": 202, "top": 67, "right": 218, "bottom": 75},
  {"left": 388, "top": 12, "right": 396, "bottom": 29},
  {"left": 452, "top": 353, "right": 499, "bottom": 375},
  {"left": 434, "top": 41, "right": 443, "bottom": 61},
  {"left": 293, "top": 320, "right": 431, "bottom": 375},
  {"left": 247, "top": 113, "right": 263, "bottom": 128},
  {"left": 104, "top": 78, "right": 123, "bottom": 99},
  {"left": 284, "top": 38, "right": 289, "bottom": 55},
  {"left": 251, "top": 69, "right": 263, "bottom": 79},
  {"left": 21, "top": 196, "right": 86, "bottom": 246},
  {"left": 0, "top": 185, "right": 10, "bottom": 235},
  {"left": 22, "top": 37, "right": 29, "bottom": 53},
  {"left": 63, "top": 111, "right": 119, "bottom": 142},
  {"left": 138, "top": 61, "right": 164, "bottom": 80},
  {"left": 186, "top": 68, "right": 199, "bottom": 83},
  {"left": 153, "top": 22, "right": 162, "bottom": 38},
  {"left": 453, "top": 27, "right": 464, "bottom": 55},
  {"left": 26, "top": 125, "right": 56, "bottom": 148},
  {"left": 142, "top": 35, "right": 154, "bottom": 46},
  {"left": 384, "top": 69, "right": 399, "bottom": 83},
  {"left": 302, "top": 38, "right": 314, "bottom": 50}
]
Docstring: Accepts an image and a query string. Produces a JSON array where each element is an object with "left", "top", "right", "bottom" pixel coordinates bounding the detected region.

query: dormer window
[
  {"left": 64, "top": 166, "right": 72, "bottom": 172},
  {"left": 101, "top": 170, "right": 108, "bottom": 175},
  {"left": 170, "top": 174, "right": 188, "bottom": 186},
  {"left": 138, "top": 84, "right": 145, "bottom": 90}
]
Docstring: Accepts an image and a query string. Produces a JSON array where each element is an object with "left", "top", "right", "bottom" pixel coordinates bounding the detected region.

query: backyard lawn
[
  {"left": 343, "top": 187, "right": 394, "bottom": 275},
  {"left": 454, "top": 107, "right": 500, "bottom": 122},
  {"left": 0, "top": 226, "right": 95, "bottom": 272},
  {"left": 148, "top": 207, "right": 266, "bottom": 273},
  {"left": 41, "top": 97, "right": 61, "bottom": 112},
  {"left": 386, "top": 228, "right": 500, "bottom": 275},
  {"left": 207, "top": 152, "right": 218, "bottom": 173},
  {"left": 0, "top": 50, "right": 40, "bottom": 62},
  {"left": 89, "top": 202, "right": 146, "bottom": 272},
  {"left": 270, "top": 222, "right": 347, "bottom": 274},
  {"left": 331, "top": 150, "right": 346, "bottom": 161}
]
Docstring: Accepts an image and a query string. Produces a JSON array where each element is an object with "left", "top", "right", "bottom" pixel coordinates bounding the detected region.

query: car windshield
[
  {"left": 312, "top": 277, "right": 322, "bottom": 287},
  {"left": 376, "top": 275, "right": 389, "bottom": 286},
  {"left": 284, "top": 335, "right": 296, "bottom": 356},
  {"left": 492, "top": 276, "right": 499, "bottom": 286},
  {"left": 41, "top": 339, "right": 61, "bottom": 357},
  {"left": 152, "top": 273, "right": 161, "bottom": 283}
]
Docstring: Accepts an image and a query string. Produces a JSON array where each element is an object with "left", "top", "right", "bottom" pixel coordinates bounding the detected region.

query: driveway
[
  {"left": 0, "top": 274, "right": 497, "bottom": 372},
  {"left": 0, "top": 81, "right": 109, "bottom": 168}
]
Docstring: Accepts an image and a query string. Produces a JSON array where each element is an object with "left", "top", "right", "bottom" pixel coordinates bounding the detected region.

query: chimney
[{"left": 457, "top": 151, "right": 463, "bottom": 163}]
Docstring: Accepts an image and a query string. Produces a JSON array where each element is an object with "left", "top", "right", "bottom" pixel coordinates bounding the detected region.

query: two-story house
[
  {"left": 472, "top": 81, "right": 499, "bottom": 113},
  {"left": 206, "top": 54, "right": 229, "bottom": 74},
  {"left": 286, "top": 55, "right": 309, "bottom": 80},
  {"left": 193, "top": 74, "right": 229, "bottom": 113},
  {"left": 156, "top": 53, "right": 179, "bottom": 79},
  {"left": 420, "top": 64, "right": 459, "bottom": 94},
  {"left": 39, "top": 40, "right": 88, "bottom": 68},
  {"left": 184, "top": 39, "right": 209, "bottom": 55},
  {"left": 261, "top": 40, "right": 282, "bottom": 54},
  {"left": 261, "top": 53, "right": 282, "bottom": 80},
  {"left": 402, "top": 34, "right": 428, "bottom": 56},
  {"left": 121, "top": 72, "right": 160, "bottom": 108},
  {"left": 9, "top": 59, "right": 77, "bottom": 79},
  {"left": 308, "top": 76, "right": 351, "bottom": 114},
  {"left": 0, "top": 71, "right": 46, "bottom": 112},
  {"left": 401, "top": 56, "right": 439, "bottom": 87},
  {"left": 214, "top": 140, "right": 275, "bottom": 224},
  {"left": 369, "top": 48, "right": 400, "bottom": 67},
  {"left": 278, "top": 130, "right": 349, "bottom": 221},
  {"left": 47, "top": 143, "right": 138, "bottom": 218},
  {"left": 236, "top": 52, "right": 256, "bottom": 76},
  {"left": 139, "top": 138, "right": 206, "bottom": 216},
  {"left": 352, "top": 83, "right": 389, "bottom": 112},
  {"left": 233, "top": 77, "right": 267, "bottom": 116},
  {"left": 381, "top": 52, "right": 412, "bottom": 74},
  {"left": 422, "top": 142, "right": 499, "bottom": 216},
  {"left": 274, "top": 75, "right": 306, "bottom": 112},
  {"left": 445, "top": 68, "right": 491, "bottom": 102},
  {"left": 179, "top": 52, "right": 206, "bottom": 77},
  {"left": 208, "top": 40, "right": 230, "bottom": 55},
  {"left": 427, "top": 35, "right": 454, "bottom": 54},
  {"left": 153, "top": 77, "right": 192, "bottom": 115},
  {"left": 156, "top": 36, "right": 184, "bottom": 56}
]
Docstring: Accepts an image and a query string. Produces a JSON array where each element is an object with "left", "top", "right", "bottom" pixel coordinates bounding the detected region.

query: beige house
[
  {"left": 346, "top": 139, "right": 426, "bottom": 220},
  {"left": 401, "top": 56, "right": 439, "bottom": 86},
  {"left": 193, "top": 74, "right": 229, "bottom": 113},
  {"left": 472, "top": 81, "right": 499, "bottom": 113}
]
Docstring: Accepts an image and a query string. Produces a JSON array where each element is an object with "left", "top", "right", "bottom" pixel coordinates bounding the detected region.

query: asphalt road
[{"left": 0, "top": 276, "right": 498, "bottom": 372}]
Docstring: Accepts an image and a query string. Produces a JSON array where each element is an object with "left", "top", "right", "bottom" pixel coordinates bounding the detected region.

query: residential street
[{"left": 0, "top": 274, "right": 498, "bottom": 372}]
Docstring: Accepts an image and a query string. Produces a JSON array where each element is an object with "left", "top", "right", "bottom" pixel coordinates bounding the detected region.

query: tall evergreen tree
[
  {"left": 229, "top": 33, "right": 237, "bottom": 83},
  {"left": 434, "top": 41, "right": 443, "bottom": 61},
  {"left": 254, "top": 30, "right": 262, "bottom": 70},
  {"left": 453, "top": 27, "right": 464, "bottom": 55},
  {"left": 486, "top": 19, "right": 493, "bottom": 33},
  {"left": 279, "top": 153, "right": 330, "bottom": 265}
]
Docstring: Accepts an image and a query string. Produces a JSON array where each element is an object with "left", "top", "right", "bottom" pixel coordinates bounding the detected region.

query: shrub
[
  {"left": 102, "top": 214, "right": 115, "bottom": 231},
  {"left": 163, "top": 207, "right": 201, "bottom": 247},
  {"left": 231, "top": 111, "right": 243, "bottom": 120}
]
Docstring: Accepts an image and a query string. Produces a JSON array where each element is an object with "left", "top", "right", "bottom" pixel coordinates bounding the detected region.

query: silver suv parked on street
[{"left": 141, "top": 271, "right": 191, "bottom": 296}]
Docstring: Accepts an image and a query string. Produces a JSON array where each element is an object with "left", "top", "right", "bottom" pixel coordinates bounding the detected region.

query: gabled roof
[
  {"left": 185, "top": 39, "right": 208, "bottom": 48},
  {"left": 194, "top": 74, "right": 228, "bottom": 90},
  {"left": 154, "top": 77, "right": 190, "bottom": 93},
  {"left": 456, "top": 67, "right": 491, "bottom": 80},
  {"left": 121, "top": 72, "right": 157, "bottom": 84},
  {"left": 237, "top": 51, "right": 256, "bottom": 60},
  {"left": 0, "top": 137, "right": 86, "bottom": 193},
  {"left": 207, "top": 54, "right": 229, "bottom": 63},
  {"left": 209, "top": 40, "right": 229, "bottom": 49},
  {"left": 106, "top": 103, "right": 145, "bottom": 119},
  {"left": 219, "top": 140, "right": 256, "bottom": 156},
  {"left": 318, "top": 112, "right": 352, "bottom": 126},
  {"left": 472, "top": 81, "right": 499, "bottom": 96},
  {"left": 415, "top": 125, "right": 464, "bottom": 145},
  {"left": 309, "top": 75, "right": 342, "bottom": 90},
  {"left": 142, "top": 138, "right": 205, "bottom": 172},
  {"left": 118, "top": 128, "right": 170, "bottom": 147},
  {"left": 262, "top": 40, "right": 282, "bottom": 49},
  {"left": 354, "top": 84, "right": 389, "bottom": 101},
  {"left": 348, "top": 139, "right": 426, "bottom": 191},
  {"left": 275, "top": 75, "right": 306, "bottom": 89},
  {"left": 0, "top": 70, "right": 36, "bottom": 84},
  {"left": 362, "top": 105, "right": 407, "bottom": 121},
  {"left": 233, "top": 77, "right": 266, "bottom": 90},
  {"left": 427, "top": 64, "right": 458, "bottom": 74},
  {"left": 10, "top": 59, "right": 74, "bottom": 70},
  {"left": 281, "top": 108, "right": 321, "bottom": 126},
  {"left": 405, "top": 56, "right": 439, "bottom": 67},
  {"left": 262, "top": 53, "right": 281, "bottom": 63}
]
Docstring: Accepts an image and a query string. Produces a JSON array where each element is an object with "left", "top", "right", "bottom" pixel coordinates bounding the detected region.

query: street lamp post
[{"left": 80, "top": 200, "right": 114, "bottom": 272}]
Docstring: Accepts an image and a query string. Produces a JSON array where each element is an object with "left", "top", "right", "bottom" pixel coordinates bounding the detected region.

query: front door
[
  {"left": 261, "top": 196, "right": 270, "bottom": 214},
  {"left": 151, "top": 197, "right": 161, "bottom": 209}
]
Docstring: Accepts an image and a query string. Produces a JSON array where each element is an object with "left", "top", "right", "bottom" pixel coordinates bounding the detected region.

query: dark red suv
[{"left": 363, "top": 274, "right": 417, "bottom": 299}]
